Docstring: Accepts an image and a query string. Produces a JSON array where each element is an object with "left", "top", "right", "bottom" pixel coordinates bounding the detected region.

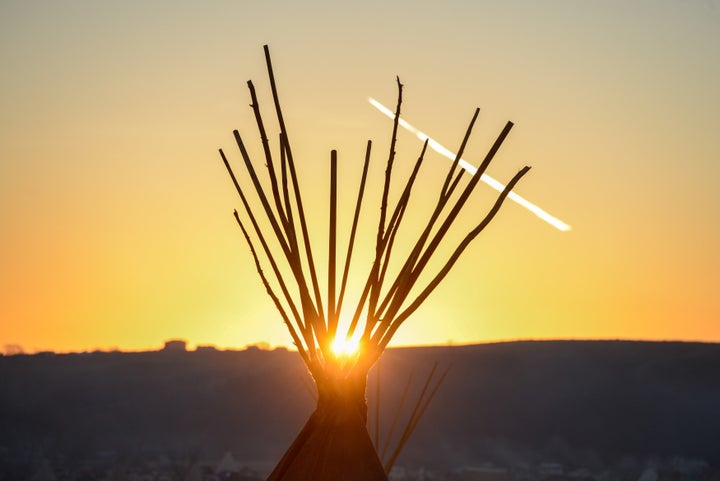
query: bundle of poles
[{"left": 219, "top": 44, "right": 529, "bottom": 381}]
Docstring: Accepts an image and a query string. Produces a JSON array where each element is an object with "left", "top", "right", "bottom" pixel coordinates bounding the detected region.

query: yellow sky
[{"left": 1, "top": 1, "right": 719, "bottom": 353}]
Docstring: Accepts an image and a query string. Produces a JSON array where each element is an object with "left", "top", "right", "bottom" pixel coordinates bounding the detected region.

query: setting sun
[{"left": 330, "top": 336, "right": 361, "bottom": 357}]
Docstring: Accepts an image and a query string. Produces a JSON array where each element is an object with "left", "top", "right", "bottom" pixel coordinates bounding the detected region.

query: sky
[{"left": 1, "top": 0, "right": 719, "bottom": 354}]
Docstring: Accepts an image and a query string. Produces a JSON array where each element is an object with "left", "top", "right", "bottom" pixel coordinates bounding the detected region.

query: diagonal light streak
[{"left": 368, "top": 97, "right": 572, "bottom": 232}]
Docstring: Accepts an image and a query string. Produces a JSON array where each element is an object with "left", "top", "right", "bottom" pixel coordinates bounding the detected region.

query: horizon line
[{"left": 4, "top": 336, "right": 719, "bottom": 356}]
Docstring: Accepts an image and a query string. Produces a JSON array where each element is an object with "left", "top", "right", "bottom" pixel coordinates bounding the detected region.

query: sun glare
[{"left": 330, "top": 336, "right": 361, "bottom": 357}]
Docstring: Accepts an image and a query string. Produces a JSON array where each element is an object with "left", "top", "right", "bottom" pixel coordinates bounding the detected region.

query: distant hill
[{"left": 1, "top": 341, "right": 719, "bottom": 470}]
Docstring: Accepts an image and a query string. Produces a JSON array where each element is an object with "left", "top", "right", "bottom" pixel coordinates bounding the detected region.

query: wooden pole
[
  {"left": 247, "top": 80, "right": 287, "bottom": 229},
  {"left": 328, "top": 150, "right": 338, "bottom": 336},
  {"left": 335, "top": 140, "right": 371, "bottom": 332},
  {"left": 264, "top": 45, "right": 327, "bottom": 341},
  {"left": 380, "top": 369, "right": 414, "bottom": 462}
]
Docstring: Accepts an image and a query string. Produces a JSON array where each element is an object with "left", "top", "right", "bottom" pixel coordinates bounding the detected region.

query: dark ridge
[{"left": 1, "top": 340, "right": 718, "bottom": 470}]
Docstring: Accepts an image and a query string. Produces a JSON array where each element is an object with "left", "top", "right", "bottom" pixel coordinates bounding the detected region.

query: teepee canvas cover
[{"left": 219, "top": 46, "right": 530, "bottom": 481}]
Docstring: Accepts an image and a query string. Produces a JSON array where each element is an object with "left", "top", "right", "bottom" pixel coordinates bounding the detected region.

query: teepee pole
[
  {"left": 220, "top": 149, "right": 317, "bottom": 361},
  {"left": 359, "top": 140, "right": 428, "bottom": 342},
  {"left": 264, "top": 45, "right": 327, "bottom": 337},
  {"left": 233, "top": 211, "right": 310, "bottom": 366},
  {"left": 373, "top": 139, "right": 429, "bottom": 319},
  {"left": 383, "top": 363, "right": 437, "bottom": 472},
  {"left": 375, "top": 77, "right": 403, "bottom": 245},
  {"left": 232, "top": 130, "right": 293, "bottom": 261},
  {"left": 380, "top": 369, "right": 414, "bottom": 462},
  {"left": 443, "top": 168, "right": 466, "bottom": 204},
  {"left": 247, "top": 80, "right": 288, "bottom": 230},
  {"left": 279, "top": 134, "right": 298, "bottom": 254},
  {"left": 346, "top": 79, "right": 415, "bottom": 344},
  {"left": 368, "top": 78, "right": 403, "bottom": 319},
  {"left": 328, "top": 150, "right": 338, "bottom": 335},
  {"left": 407, "top": 365, "right": 450, "bottom": 438},
  {"left": 383, "top": 364, "right": 450, "bottom": 472},
  {"left": 335, "top": 140, "right": 372, "bottom": 334},
  {"left": 275, "top": 134, "right": 323, "bottom": 352},
  {"left": 439, "top": 109, "right": 480, "bottom": 201},
  {"left": 231, "top": 131, "right": 322, "bottom": 343}
]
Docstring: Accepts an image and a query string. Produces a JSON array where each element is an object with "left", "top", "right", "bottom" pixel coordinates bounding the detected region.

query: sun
[{"left": 330, "top": 335, "right": 361, "bottom": 357}]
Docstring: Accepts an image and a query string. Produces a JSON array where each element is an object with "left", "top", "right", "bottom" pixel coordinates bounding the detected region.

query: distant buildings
[{"left": 162, "top": 339, "right": 188, "bottom": 352}]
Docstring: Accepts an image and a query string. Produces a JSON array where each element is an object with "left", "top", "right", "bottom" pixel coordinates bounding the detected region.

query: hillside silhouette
[{"left": 1, "top": 341, "right": 719, "bottom": 470}]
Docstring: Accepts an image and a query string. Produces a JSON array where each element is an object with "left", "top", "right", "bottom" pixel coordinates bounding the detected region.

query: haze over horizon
[
  {"left": 11, "top": 336, "right": 720, "bottom": 357},
  {"left": 2, "top": 1, "right": 719, "bottom": 354}
]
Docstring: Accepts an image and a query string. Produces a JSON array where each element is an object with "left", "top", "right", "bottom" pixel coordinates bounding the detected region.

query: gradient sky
[{"left": 1, "top": 0, "right": 719, "bottom": 353}]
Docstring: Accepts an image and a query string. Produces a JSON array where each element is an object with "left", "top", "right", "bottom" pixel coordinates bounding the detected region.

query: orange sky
[{"left": 1, "top": 1, "right": 719, "bottom": 353}]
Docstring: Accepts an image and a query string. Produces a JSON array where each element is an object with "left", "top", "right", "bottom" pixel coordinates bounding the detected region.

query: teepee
[{"left": 218, "top": 46, "right": 530, "bottom": 481}]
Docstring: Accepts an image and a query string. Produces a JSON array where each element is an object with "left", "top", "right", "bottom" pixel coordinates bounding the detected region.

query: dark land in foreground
[{"left": 1, "top": 340, "right": 719, "bottom": 478}]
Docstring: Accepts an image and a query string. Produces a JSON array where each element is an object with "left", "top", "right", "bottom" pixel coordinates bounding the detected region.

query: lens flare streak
[{"left": 368, "top": 97, "right": 571, "bottom": 232}]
